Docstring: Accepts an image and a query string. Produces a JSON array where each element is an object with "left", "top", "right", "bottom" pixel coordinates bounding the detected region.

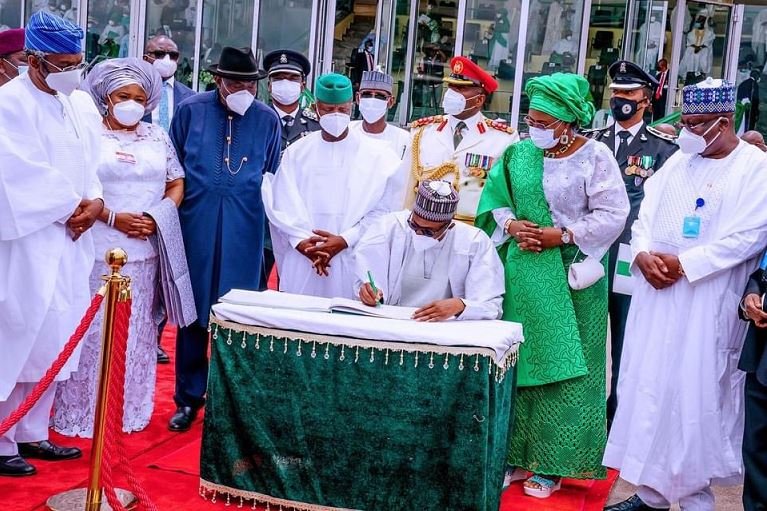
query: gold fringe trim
[
  {"left": 208, "top": 318, "right": 518, "bottom": 383},
  {"left": 199, "top": 479, "right": 361, "bottom": 510}
]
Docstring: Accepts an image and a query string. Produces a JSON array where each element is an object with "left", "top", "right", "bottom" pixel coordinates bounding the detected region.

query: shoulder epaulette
[
  {"left": 409, "top": 115, "right": 446, "bottom": 129},
  {"left": 646, "top": 125, "right": 677, "bottom": 142},
  {"left": 484, "top": 118, "right": 516, "bottom": 135},
  {"left": 302, "top": 107, "right": 318, "bottom": 121}
]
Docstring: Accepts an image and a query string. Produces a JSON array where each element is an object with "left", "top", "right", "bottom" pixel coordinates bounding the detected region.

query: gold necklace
[
  {"left": 544, "top": 131, "right": 577, "bottom": 158},
  {"left": 224, "top": 115, "right": 248, "bottom": 175}
]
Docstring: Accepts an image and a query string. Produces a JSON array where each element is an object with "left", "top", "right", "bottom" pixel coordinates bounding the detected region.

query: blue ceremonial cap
[
  {"left": 25, "top": 10, "right": 83, "bottom": 55},
  {"left": 682, "top": 77, "right": 736, "bottom": 115}
]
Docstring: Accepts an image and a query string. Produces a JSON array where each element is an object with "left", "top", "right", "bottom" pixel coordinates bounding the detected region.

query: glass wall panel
[
  {"left": 581, "top": 0, "right": 626, "bottom": 120},
  {"left": 0, "top": 0, "right": 23, "bottom": 28},
  {"left": 518, "top": 0, "right": 585, "bottom": 128},
  {"left": 144, "top": 0, "right": 198, "bottom": 86},
  {"left": 196, "top": 0, "right": 255, "bottom": 90},
  {"left": 738, "top": 5, "right": 767, "bottom": 135},
  {"left": 460, "top": 0, "right": 521, "bottom": 121},
  {"left": 388, "top": 0, "right": 411, "bottom": 122},
  {"left": 256, "top": 0, "right": 312, "bottom": 57},
  {"left": 675, "top": 2, "right": 731, "bottom": 86},
  {"left": 406, "top": 0, "right": 459, "bottom": 121}
]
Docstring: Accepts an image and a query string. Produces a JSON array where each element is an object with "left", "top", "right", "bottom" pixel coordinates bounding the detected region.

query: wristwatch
[{"left": 560, "top": 227, "right": 571, "bottom": 245}]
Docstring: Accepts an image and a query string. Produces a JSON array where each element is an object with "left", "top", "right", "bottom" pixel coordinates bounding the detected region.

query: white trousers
[
  {"left": 0, "top": 382, "right": 56, "bottom": 456},
  {"left": 638, "top": 485, "right": 715, "bottom": 511}
]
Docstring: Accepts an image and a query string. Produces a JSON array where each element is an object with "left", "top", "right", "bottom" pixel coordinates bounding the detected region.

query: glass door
[{"left": 667, "top": 1, "right": 734, "bottom": 112}]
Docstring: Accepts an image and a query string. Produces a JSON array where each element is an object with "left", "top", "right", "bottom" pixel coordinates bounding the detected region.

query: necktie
[
  {"left": 366, "top": 51, "right": 374, "bottom": 71},
  {"left": 453, "top": 121, "right": 466, "bottom": 149},
  {"left": 616, "top": 130, "right": 631, "bottom": 165},
  {"left": 159, "top": 82, "right": 170, "bottom": 132},
  {"left": 655, "top": 71, "right": 666, "bottom": 100},
  {"left": 283, "top": 115, "right": 294, "bottom": 127}
]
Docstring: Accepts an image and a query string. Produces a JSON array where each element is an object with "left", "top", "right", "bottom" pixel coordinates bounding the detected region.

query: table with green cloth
[{"left": 200, "top": 293, "right": 523, "bottom": 511}]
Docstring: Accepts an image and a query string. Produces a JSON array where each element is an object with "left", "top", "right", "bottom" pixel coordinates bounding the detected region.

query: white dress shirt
[
  {"left": 274, "top": 105, "right": 300, "bottom": 125},
  {"left": 613, "top": 121, "right": 643, "bottom": 153}
]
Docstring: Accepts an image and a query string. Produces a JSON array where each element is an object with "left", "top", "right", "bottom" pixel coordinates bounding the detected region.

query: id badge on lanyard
[{"left": 683, "top": 197, "right": 705, "bottom": 239}]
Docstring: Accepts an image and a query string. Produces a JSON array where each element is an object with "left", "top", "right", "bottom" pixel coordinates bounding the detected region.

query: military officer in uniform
[
  {"left": 584, "top": 60, "right": 678, "bottom": 431},
  {"left": 399, "top": 56, "right": 519, "bottom": 223},
  {"left": 263, "top": 49, "right": 320, "bottom": 151}
]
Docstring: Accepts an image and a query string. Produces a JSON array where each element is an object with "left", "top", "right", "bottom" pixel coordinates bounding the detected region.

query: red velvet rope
[
  {"left": 0, "top": 293, "right": 105, "bottom": 437},
  {"left": 100, "top": 299, "right": 157, "bottom": 511}
]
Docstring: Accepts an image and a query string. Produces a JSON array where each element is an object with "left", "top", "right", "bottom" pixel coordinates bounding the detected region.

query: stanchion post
[
  {"left": 85, "top": 248, "right": 130, "bottom": 511},
  {"left": 47, "top": 248, "right": 136, "bottom": 511}
]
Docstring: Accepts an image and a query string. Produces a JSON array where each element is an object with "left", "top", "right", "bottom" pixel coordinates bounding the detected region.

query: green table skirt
[{"left": 200, "top": 318, "right": 517, "bottom": 511}]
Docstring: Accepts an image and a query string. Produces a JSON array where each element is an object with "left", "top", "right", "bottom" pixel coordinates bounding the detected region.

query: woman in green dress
[{"left": 476, "top": 73, "right": 629, "bottom": 499}]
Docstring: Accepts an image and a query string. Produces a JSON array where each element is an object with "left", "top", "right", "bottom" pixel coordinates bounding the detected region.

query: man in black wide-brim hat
[{"left": 167, "top": 46, "right": 282, "bottom": 432}]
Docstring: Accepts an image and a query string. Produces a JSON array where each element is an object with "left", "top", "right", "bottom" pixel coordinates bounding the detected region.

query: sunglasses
[
  {"left": 360, "top": 91, "right": 389, "bottom": 100},
  {"left": 147, "top": 50, "right": 180, "bottom": 61},
  {"left": 407, "top": 215, "right": 451, "bottom": 238}
]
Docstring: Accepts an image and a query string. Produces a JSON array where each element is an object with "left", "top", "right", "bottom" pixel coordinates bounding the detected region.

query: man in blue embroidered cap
[
  {"left": 355, "top": 180, "right": 504, "bottom": 321},
  {"left": 0, "top": 10, "right": 104, "bottom": 476},
  {"left": 263, "top": 72, "right": 400, "bottom": 299},
  {"left": 350, "top": 69, "right": 410, "bottom": 159},
  {"left": 604, "top": 77, "right": 767, "bottom": 511}
]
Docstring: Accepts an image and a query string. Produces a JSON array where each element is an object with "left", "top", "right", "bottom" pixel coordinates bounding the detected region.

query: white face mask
[
  {"left": 677, "top": 118, "right": 723, "bottom": 155},
  {"left": 411, "top": 230, "right": 442, "bottom": 252},
  {"left": 441, "top": 88, "right": 467, "bottom": 116},
  {"left": 528, "top": 126, "right": 559, "bottom": 149},
  {"left": 358, "top": 97, "right": 388, "bottom": 123},
  {"left": 270, "top": 79, "right": 302, "bottom": 105},
  {"left": 152, "top": 55, "right": 177, "bottom": 79},
  {"left": 111, "top": 99, "right": 145, "bottom": 127},
  {"left": 319, "top": 111, "right": 351, "bottom": 138},
  {"left": 45, "top": 68, "right": 82, "bottom": 96},
  {"left": 17, "top": 65, "right": 28, "bottom": 76},
  {"left": 224, "top": 89, "right": 255, "bottom": 116}
]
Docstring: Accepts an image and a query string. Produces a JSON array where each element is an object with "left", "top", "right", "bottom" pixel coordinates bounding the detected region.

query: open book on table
[{"left": 219, "top": 290, "right": 418, "bottom": 321}]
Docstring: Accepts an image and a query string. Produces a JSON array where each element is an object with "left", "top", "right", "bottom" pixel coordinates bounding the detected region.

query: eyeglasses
[
  {"left": 360, "top": 91, "right": 389, "bottom": 100},
  {"left": 147, "top": 50, "right": 180, "bottom": 61},
  {"left": 40, "top": 57, "right": 86, "bottom": 73},
  {"left": 407, "top": 214, "right": 451, "bottom": 238},
  {"left": 523, "top": 115, "right": 561, "bottom": 130}
]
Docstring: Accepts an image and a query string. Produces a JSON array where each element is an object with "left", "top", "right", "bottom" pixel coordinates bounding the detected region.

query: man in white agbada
[
  {"left": 0, "top": 11, "right": 103, "bottom": 477},
  {"left": 350, "top": 70, "right": 410, "bottom": 159},
  {"left": 356, "top": 180, "right": 504, "bottom": 321},
  {"left": 603, "top": 79, "right": 767, "bottom": 511},
  {"left": 262, "top": 72, "right": 399, "bottom": 299}
]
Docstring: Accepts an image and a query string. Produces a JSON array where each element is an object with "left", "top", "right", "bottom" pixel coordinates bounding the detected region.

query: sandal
[
  {"left": 502, "top": 466, "right": 529, "bottom": 488},
  {"left": 522, "top": 474, "right": 562, "bottom": 499}
]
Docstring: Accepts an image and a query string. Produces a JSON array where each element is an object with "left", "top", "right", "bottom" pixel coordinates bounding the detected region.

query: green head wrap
[
  {"left": 525, "top": 73, "right": 595, "bottom": 126},
  {"left": 315, "top": 73, "right": 353, "bottom": 104}
]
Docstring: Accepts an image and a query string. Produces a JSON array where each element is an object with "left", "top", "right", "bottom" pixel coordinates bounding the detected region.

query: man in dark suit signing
[
  {"left": 738, "top": 267, "right": 767, "bottom": 511},
  {"left": 142, "top": 35, "right": 195, "bottom": 132}
]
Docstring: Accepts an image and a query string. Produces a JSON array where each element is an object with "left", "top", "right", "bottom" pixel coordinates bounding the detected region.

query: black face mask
[{"left": 610, "top": 97, "right": 642, "bottom": 122}]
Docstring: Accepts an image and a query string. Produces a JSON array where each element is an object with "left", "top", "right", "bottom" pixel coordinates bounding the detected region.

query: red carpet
[{"left": 0, "top": 327, "right": 619, "bottom": 511}]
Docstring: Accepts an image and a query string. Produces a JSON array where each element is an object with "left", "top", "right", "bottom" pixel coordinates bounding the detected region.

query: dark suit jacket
[
  {"left": 142, "top": 79, "right": 196, "bottom": 124},
  {"left": 586, "top": 122, "right": 678, "bottom": 245},
  {"left": 739, "top": 268, "right": 767, "bottom": 386},
  {"left": 275, "top": 106, "right": 321, "bottom": 151}
]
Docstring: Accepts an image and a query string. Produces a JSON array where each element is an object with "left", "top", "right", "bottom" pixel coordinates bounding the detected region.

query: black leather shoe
[
  {"left": 168, "top": 406, "right": 197, "bottom": 432},
  {"left": 17, "top": 440, "right": 81, "bottom": 461},
  {"left": 604, "top": 495, "right": 669, "bottom": 511},
  {"left": 157, "top": 346, "right": 170, "bottom": 364},
  {"left": 0, "top": 455, "right": 36, "bottom": 476}
]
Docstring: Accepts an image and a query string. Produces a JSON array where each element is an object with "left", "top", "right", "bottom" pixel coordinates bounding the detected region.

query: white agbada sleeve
[
  {"left": 629, "top": 153, "right": 675, "bottom": 268},
  {"left": 458, "top": 229, "right": 505, "bottom": 320},
  {"left": 261, "top": 146, "right": 315, "bottom": 248},
  {"left": 679, "top": 149, "right": 767, "bottom": 283},
  {"left": 353, "top": 212, "right": 399, "bottom": 301},
  {"left": 0, "top": 129, "right": 81, "bottom": 241}
]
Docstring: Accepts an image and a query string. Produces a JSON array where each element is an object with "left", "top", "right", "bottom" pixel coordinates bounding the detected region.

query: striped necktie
[{"left": 159, "top": 82, "right": 170, "bottom": 131}]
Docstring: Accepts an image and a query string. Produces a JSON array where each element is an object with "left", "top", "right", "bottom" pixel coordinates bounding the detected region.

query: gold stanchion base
[{"left": 46, "top": 488, "right": 137, "bottom": 511}]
